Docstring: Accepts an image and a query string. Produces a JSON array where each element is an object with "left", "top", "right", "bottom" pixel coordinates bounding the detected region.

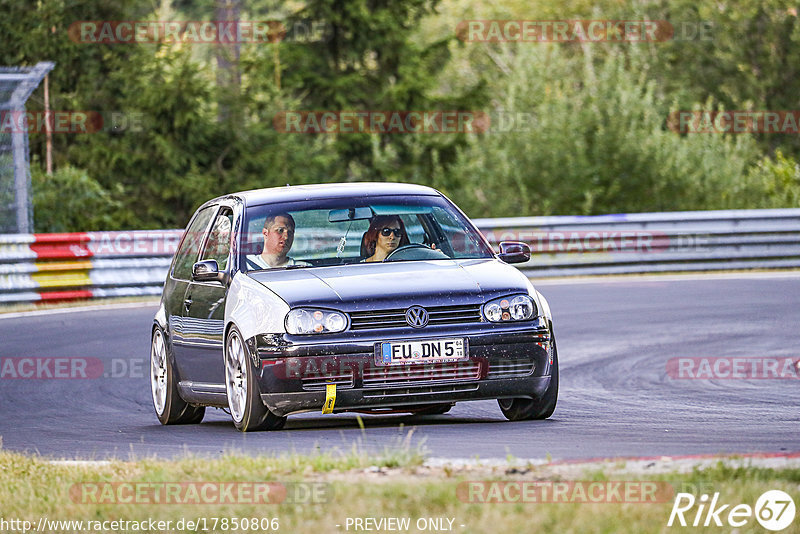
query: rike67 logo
[{"left": 668, "top": 490, "right": 796, "bottom": 531}]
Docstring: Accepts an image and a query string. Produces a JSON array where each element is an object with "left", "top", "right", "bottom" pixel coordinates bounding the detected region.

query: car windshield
[{"left": 240, "top": 195, "right": 494, "bottom": 270}]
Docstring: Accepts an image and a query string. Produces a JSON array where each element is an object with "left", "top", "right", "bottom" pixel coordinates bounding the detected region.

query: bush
[
  {"left": 32, "top": 165, "right": 126, "bottom": 232},
  {"left": 444, "top": 44, "right": 770, "bottom": 217},
  {"left": 744, "top": 150, "right": 800, "bottom": 208}
]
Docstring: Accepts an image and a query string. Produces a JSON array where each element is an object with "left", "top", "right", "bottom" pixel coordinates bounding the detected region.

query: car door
[
  {"left": 169, "top": 204, "right": 216, "bottom": 382},
  {"left": 177, "top": 206, "right": 233, "bottom": 387}
]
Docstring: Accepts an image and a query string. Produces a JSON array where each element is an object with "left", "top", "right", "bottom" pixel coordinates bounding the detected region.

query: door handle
[{"left": 183, "top": 298, "right": 193, "bottom": 311}]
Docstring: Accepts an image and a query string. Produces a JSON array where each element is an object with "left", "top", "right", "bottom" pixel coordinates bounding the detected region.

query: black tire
[
  {"left": 224, "top": 326, "right": 287, "bottom": 432},
  {"left": 498, "top": 333, "right": 559, "bottom": 421},
  {"left": 414, "top": 403, "right": 454, "bottom": 415},
  {"left": 150, "top": 326, "right": 205, "bottom": 425}
]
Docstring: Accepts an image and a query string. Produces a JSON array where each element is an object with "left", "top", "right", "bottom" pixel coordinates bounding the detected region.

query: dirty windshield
[{"left": 241, "top": 195, "right": 494, "bottom": 269}]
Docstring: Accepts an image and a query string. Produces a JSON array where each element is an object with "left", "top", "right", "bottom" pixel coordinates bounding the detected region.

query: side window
[
  {"left": 201, "top": 208, "right": 233, "bottom": 269},
  {"left": 432, "top": 207, "right": 481, "bottom": 256},
  {"left": 172, "top": 206, "right": 215, "bottom": 280}
]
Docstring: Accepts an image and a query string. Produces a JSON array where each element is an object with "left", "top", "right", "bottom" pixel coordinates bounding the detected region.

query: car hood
[{"left": 245, "top": 259, "right": 531, "bottom": 311}]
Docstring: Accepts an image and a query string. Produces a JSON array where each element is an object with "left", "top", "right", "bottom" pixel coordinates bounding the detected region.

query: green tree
[
  {"left": 278, "top": 0, "right": 488, "bottom": 182},
  {"left": 446, "top": 44, "right": 766, "bottom": 217},
  {"left": 31, "top": 165, "right": 123, "bottom": 232},
  {"left": 638, "top": 0, "right": 800, "bottom": 158}
]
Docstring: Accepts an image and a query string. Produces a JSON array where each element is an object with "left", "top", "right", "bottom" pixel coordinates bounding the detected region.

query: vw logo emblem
[{"left": 405, "top": 306, "right": 429, "bottom": 328}]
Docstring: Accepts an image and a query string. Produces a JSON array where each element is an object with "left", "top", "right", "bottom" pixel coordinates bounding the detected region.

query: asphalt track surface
[{"left": 1, "top": 273, "right": 798, "bottom": 461}]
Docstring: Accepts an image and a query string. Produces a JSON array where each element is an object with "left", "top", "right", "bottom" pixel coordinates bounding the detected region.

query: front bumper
[{"left": 252, "top": 323, "right": 553, "bottom": 416}]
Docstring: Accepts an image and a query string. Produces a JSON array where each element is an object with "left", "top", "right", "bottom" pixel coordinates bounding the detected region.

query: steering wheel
[{"left": 383, "top": 243, "right": 434, "bottom": 261}]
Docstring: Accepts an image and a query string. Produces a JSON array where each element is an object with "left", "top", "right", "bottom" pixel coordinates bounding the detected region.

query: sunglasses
[{"left": 380, "top": 227, "right": 402, "bottom": 237}]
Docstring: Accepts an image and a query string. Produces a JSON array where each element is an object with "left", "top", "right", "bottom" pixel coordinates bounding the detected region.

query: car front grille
[
  {"left": 363, "top": 383, "right": 479, "bottom": 399},
  {"left": 349, "top": 304, "right": 482, "bottom": 330},
  {"left": 300, "top": 371, "right": 355, "bottom": 391},
  {"left": 362, "top": 360, "right": 482, "bottom": 388},
  {"left": 486, "top": 359, "right": 535, "bottom": 379}
]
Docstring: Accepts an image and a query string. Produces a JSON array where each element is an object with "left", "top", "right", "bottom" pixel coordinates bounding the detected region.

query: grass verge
[{"left": 1, "top": 445, "right": 799, "bottom": 534}]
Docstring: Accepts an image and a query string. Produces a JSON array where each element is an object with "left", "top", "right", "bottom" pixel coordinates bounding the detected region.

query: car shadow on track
[{"left": 189, "top": 413, "right": 557, "bottom": 432}]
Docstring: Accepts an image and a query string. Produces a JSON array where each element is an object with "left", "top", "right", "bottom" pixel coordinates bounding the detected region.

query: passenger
[
  {"left": 362, "top": 215, "right": 410, "bottom": 262},
  {"left": 247, "top": 213, "right": 309, "bottom": 269}
]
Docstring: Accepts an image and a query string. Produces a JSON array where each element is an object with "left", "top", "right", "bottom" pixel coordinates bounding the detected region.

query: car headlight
[
  {"left": 483, "top": 295, "right": 536, "bottom": 322},
  {"left": 285, "top": 308, "right": 348, "bottom": 334}
]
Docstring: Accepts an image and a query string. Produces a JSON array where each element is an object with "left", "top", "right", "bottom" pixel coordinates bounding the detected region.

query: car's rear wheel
[
  {"left": 498, "top": 333, "right": 559, "bottom": 421},
  {"left": 150, "top": 326, "right": 205, "bottom": 425},
  {"left": 225, "top": 326, "right": 286, "bottom": 432}
]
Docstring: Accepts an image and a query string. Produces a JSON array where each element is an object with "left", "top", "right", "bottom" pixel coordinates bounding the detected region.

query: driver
[
  {"left": 362, "top": 215, "right": 410, "bottom": 262},
  {"left": 247, "top": 213, "right": 309, "bottom": 269}
]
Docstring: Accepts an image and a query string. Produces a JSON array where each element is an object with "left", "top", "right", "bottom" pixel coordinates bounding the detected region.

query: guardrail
[
  {"left": 1, "top": 209, "right": 799, "bottom": 304},
  {"left": 0, "top": 231, "right": 181, "bottom": 303},
  {"left": 474, "top": 208, "right": 800, "bottom": 277}
]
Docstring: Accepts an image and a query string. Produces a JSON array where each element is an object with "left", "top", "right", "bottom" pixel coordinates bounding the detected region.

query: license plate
[{"left": 377, "top": 338, "right": 466, "bottom": 366}]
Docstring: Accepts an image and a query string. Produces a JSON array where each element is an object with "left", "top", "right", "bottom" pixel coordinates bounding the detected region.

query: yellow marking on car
[{"left": 322, "top": 383, "right": 336, "bottom": 414}]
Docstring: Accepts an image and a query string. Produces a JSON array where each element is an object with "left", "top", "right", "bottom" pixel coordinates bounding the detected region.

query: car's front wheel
[
  {"left": 498, "top": 334, "right": 559, "bottom": 421},
  {"left": 224, "top": 326, "right": 286, "bottom": 432},
  {"left": 150, "top": 326, "right": 205, "bottom": 425}
]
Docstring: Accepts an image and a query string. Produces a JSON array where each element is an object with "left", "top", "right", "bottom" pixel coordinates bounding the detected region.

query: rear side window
[
  {"left": 172, "top": 206, "right": 215, "bottom": 280},
  {"left": 201, "top": 208, "right": 233, "bottom": 270}
]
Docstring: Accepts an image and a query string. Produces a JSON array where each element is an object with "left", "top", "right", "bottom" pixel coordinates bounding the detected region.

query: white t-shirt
[{"left": 246, "top": 254, "right": 309, "bottom": 269}]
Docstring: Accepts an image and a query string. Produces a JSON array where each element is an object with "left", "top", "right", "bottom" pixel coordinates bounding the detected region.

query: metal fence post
[{"left": 0, "top": 62, "right": 55, "bottom": 233}]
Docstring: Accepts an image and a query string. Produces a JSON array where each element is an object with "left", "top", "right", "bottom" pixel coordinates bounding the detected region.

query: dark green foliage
[
  {"left": 31, "top": 165, "right": 124, "bottom": 232},
  {"left": 445, "top": 46, "right": 771, "bottom": 216},
  {"left": 0, "top": 0, "right": 798, "bottom": 232}
]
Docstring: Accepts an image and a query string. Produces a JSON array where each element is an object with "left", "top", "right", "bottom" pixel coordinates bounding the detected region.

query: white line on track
[
  {"left": 0, "top": 300, "right": 160, "bottom": 320},
  {"left": 425, "top": 452, "right": 800, "bottom": 474},
  {"left": 531, "top": 270, "right": 800, "bottom": 285},
  {"left": 43, "top": 453, "right": 800, "bottom": 472}
]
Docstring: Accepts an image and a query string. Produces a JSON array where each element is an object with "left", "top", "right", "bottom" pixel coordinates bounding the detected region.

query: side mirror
[
  {"left": 192, "top": 259, "right": 223, "bottom": 282},
  {"left": 497, "top": 241, "right": 531, "bottom": 264}
]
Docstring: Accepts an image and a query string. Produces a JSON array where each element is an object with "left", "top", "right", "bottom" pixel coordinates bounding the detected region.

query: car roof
[{"left": 211, "top": 182, "right": 440, "bottom": 207}]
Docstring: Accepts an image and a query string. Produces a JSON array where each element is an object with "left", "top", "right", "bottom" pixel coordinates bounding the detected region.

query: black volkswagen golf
[{"left": 151, "top": 183, "right": 558, "bottom": 431}]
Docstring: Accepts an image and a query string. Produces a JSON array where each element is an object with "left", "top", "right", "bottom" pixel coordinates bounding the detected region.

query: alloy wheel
[
  {"left": 150, "top": 329, "right": 168, "bottom": 415},
  {"left": 225, "top": 331, "right": 248, "bottom": 422}
]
